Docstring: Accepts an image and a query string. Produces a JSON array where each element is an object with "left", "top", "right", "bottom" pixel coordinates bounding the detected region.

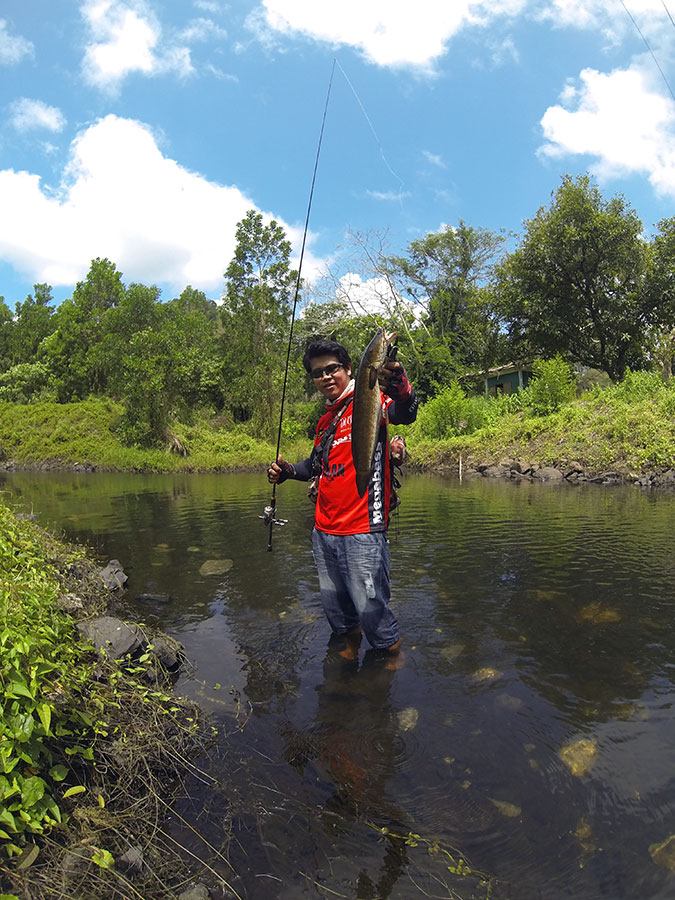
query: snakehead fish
[{"left": 351, "top": 327, "right": 397, "bottom": 497}]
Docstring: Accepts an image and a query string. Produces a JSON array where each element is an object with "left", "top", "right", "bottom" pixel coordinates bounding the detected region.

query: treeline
[{"left": 1, "top": 175, "right": 674, "bottom": 449}]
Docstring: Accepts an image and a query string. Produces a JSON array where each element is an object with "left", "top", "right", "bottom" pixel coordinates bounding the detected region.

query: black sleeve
[
  {"left": 289, "top": 456, "right": 313, "bottom": 482},
  {"left": 389, "top": 388, "right": 419, "bottom": 426}
]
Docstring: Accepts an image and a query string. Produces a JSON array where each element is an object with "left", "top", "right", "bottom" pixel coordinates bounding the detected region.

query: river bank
[
  {"left": 0, "top": 372, "right": 673, "bottom": 488},
  {"left": 0, "top": 503, "right": 226, "bottom": 900}
]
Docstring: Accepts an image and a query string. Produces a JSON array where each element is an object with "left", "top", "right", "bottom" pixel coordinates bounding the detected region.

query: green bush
[
  {"left": 0, "top": 363, "right": 53, "bottom": 403},
  {"left": 521, "top": 356, "right": 576, "bottom": 416},
  {"left": 607, "top": 369, "right": 665, "bottom": 402},
  {"left": 281, "top": 400, "right": 323, "bottom": 442}
]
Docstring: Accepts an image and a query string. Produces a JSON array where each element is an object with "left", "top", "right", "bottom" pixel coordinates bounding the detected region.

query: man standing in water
[{"left": 267, "top": 338, "right": 418, "bottom": 667}]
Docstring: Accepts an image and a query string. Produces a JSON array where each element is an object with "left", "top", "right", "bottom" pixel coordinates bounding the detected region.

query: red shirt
[{"left": 314, "top": 389, "right": 393, "bottom": 535}]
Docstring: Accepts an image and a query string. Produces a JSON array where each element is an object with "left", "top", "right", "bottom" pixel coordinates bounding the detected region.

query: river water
[{"left": 4, "top": 469, "right": 675, "bottom": 900}]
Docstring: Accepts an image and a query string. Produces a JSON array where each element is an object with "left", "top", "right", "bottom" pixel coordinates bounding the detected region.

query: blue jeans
[{"left": 311, "top": 528, "right": 399, "bottom": 650}]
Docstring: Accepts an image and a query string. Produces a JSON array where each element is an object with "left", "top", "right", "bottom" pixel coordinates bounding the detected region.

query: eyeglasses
[{"left": 310, "top": 363, "right": 344, "bottom": 380}]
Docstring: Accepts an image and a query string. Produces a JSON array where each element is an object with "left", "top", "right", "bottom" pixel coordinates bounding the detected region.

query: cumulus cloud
[
  {"left": 539, "top": 65, "right": 675, "bottom": 195},
  {"left": 0, "top": 115, "right": 319, "bottom": 292},
  {"left": 0, "top": 19, "right": 34, "bottom": 65},
  {"left": 254, "top": 0, "right": 487, "bottom": 69},
  {"left": 334, "top": 272, "right": 420, "bottom": 320},
  {"left": 535, "top": 0, "right": 668, "bottom": 44},
  {"left": 81, "top": 0, "right": 193, "bottom": 90},
  {"left": 336, "top": 273, "right": 401, "bottom": 315},
  {"left": 9, "top": 99, "right": 67, "bottom": 133}
]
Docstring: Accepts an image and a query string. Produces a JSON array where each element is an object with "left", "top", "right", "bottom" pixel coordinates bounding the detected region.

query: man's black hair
[{"left": 303, "top": 339, "right": 351, "bottom": 374}]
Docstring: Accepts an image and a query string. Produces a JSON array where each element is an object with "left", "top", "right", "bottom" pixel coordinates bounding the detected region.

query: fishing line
[
  {"left": 266, "top": 59, "right": 336, "bottom": 552},
  {"left": 663, "top": 0, "right": 675, "bottom": 31},
  {"left": 619, "top": 0, "right": 675, "bottom": 102},
  {"left": 334, "top": 59, "right": 408, "bottom": 210}
]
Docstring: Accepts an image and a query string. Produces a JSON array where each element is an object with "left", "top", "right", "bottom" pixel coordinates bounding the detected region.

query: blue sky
[{"left": 1, "top": 0, "right": 674, "bottom": 311}]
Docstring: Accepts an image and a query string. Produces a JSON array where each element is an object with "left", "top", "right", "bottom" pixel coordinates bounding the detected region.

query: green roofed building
[
  {"left": 461, "top": 363, "right": 534, "bottom": 397},
  {"left": 483, "top": 363, "right": 533, "bottom": 396}
]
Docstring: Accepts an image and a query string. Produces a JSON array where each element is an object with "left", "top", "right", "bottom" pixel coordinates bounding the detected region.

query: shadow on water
[{"left": 4, "top": 470, "right": 675, "bottom": 899}]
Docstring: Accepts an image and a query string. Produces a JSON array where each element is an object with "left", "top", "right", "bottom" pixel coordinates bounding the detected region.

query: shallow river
[{"left": 4, "top": 469, "right": 675, "bottom": 900}]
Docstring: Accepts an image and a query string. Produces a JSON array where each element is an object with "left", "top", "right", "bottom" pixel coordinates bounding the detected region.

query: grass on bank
[
  {"left": 0, "top": 502, "right": 215, "bottom": 900},
  {"left": 403, "top": 369, "right": 675, "bottom": 477},
  {"left": 0, "top": 368, "right": 673, "bottom": 477}
]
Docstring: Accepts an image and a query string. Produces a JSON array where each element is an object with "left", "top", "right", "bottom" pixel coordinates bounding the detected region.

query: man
[{"left": 268, "top": 338, "right": 418, "bottom": 666}]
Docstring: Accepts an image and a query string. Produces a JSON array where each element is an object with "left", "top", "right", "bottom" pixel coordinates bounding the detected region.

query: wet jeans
[{"left": 311, "top": 528, "right": 399, "bottom": 650}]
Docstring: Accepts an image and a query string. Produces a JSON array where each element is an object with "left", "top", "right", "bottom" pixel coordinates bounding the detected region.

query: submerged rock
[
  {"left": 559, "top": 738, "right": 598, "bottom": 776},
  {"left": 397, "top": 707, "right": 419, "bottom": 731},
  {"left": 472, "top": 667, "right": 502, "bottom": 683},
  {"left": 440, "top": 642, "right": 465, "bottom": 661},
  {"left": 136, "top": 592, "right": 173, "bottom": 605},
  {"left": 117, "top": 846, "right": 145, "bottom": 874},
  {"left": 178, "top": 885, "right": 211, "bottom": 900},
  {"left": 199, "top": 559, "right": 233, "bottom": 576},
  {"left": 649, "top": 834, "right": 675, "bottom": 871},
  {"left": 490, "top": 798, "right": 521, "bottom": 818},
  {"left": 576, "top": 602, "right": 621, "bottom": 624}
]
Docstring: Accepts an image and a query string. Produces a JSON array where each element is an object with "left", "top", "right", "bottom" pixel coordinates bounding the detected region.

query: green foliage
[
  {"left": 520, "top": 355, "right": 576, "bottom": 416},
  {"left": 0, "top": 506, "right": 101, "bottom": 855},
  {"left": 42, "top": 259, "right": 126, "bottom": 401},
  {"left": 411, "top": 381, "right": 509, "bottom": 440},
  {"left": 0, "top": 362, "right": 53, "bottom": 403},
  {"left": 606, "top": 368, "right": 665, "bottom": 402},
  {"left": 411, "top": 366, "right": 675, "bottom": 475},
  {"left": 281, "top": 400, "right": 323, "bottom": 442},
  {"left": 221, "top": 210, "right": 297, "bottom": 440},
  {"left": 498, "top": 174, "right": 652, "bottom": 381},
  {"left": 9, "top": 284, "right": 56, "bottom": 367},
  {"left": 383, "top": 220, "right": 506, "bottom": 374}
]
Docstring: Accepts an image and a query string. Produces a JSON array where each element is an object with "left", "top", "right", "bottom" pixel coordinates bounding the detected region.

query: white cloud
[
  {"left": 0, "top": 115, "right": 320, "bottom": 292},
  {"left": 256, "top": 0, "right": 486, "bottom": 69},
  {"left": 179, "top": 17, "right": 227, "bottom": 42},
  {"left": 0, "top": 19, "right": 34, "bottom": 65},
  {"left": 336, "top": 273, "right": 401, "bottom": 316},
  {"left": 81, "top": 0, "right": 193, "bottom": 90},
  {"left": 335, "top": 272, "right": 420, "bottom": 321},
  {"left": 9, "top": 99, "right": 67, "bottom": 133},
  {"left": 366, "top": 189, "right": 411, "bottom": 202},
  {"left": 539, "top": 65, "right": 675, "bottom": 195},
  {"left": 194, "top": 0, "right": 222, "bottom": 11},
  {"left": 422, "top": 150, "right": 446, "bottom": 168},
  {"left": 535, "top": 0, "right": 668, "bottom": 43}
]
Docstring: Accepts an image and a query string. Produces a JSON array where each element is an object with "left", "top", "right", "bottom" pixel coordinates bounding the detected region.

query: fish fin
[{"left": 368, "top": 365, "right": 379, "bottom": 389}]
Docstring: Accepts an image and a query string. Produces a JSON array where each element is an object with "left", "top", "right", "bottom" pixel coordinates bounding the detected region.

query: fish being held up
[{"left": 351, "top": 327, "right": 397, "bottom": 497}]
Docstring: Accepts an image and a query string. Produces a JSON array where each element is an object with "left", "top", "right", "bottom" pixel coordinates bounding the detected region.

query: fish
[{"left": 351, "top": 327, "right": 397, "bottom": 497}]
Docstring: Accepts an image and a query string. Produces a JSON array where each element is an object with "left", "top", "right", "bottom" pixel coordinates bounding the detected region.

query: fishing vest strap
[{"left": 311, "top": 397, "right": 353, "bottom": 477}]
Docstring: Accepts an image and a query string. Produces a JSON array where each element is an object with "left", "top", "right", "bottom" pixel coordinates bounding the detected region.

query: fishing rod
[{"left": 263, "top": 59, "right": 337, "bottom": 552}]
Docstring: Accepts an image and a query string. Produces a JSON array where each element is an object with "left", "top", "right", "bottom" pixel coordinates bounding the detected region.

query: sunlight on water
[{"left": 4, "top": 469, "right": 675, "bottom": 899}]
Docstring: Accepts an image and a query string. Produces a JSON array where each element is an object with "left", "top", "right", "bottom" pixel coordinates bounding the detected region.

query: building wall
[{"left": 486, "top": 369, "right": 532, "bottom": 396}]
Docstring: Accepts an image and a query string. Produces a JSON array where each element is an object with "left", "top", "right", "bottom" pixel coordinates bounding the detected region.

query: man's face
[{"left": 308, "top": 354, "right": 351, "bottom": 402}]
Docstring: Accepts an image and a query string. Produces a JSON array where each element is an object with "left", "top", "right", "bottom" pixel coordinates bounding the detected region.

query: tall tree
[
  {"left": 385, "top": 220, "right": 505, "bottom": 342},
  {"left": 10, "top": 284, "right": 56, "bottom": 365},
  {"left": 497, "top": 175, "right": 652, "bottom": 381},
  {"left": 645, "top": 217, "right": 675, "bottom": 380},
  {"left": 221, "top": 210, "right": 297, "bottom": 438},
  {"left": 44, "top": 259, "right": 125, "bottom": 400},
  {"left": 0, "top": 298, "right": 15, "bottom": 374},
  {"left": 383, "top": 221, "right": 506, "bottom": 391}
]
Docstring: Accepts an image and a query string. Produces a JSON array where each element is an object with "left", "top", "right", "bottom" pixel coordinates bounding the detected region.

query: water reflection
[{"left": 4, "top": 470, "right": 675, "bottom": 898}]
